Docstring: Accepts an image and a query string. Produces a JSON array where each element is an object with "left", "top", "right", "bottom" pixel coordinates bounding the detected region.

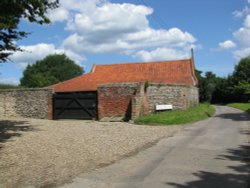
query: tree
[
  {"left": 211, "top": 77, "right": 233, "bottom": 103},
  {"left": 196, "top": 70, "right": 218, "bottom": 103},
  {"left": 231, "top": 57, "right": 250, "bottom": 102},
  {"left": 203, "top": 72, "right": 218, "bottom": 102},
  {"left": 0, "top": 0, "right": 59, "bottom": 62},
  {"left": 195, "top": 69, "right": 205, "bottom": 102},
  {"left": 232, "top": 57, "right": 250, "bottom": 84},
  {"left": 20, "top": 54, "right": 83, "bottom": 88}
]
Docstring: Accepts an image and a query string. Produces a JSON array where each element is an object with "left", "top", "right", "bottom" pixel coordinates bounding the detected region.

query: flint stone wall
[
  {"left": 147, "top": 84, "right": 199, "bottom": 112},
  {"left": 0, "top": 88, "right": 53, "bottom": 119}
]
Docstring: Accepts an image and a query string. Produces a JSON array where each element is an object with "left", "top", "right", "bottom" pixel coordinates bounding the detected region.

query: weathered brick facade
[
  {"left": 98, "top": 83, "right": 140, "bottom": 121},
  {"left": 0, "top": 88, "right": 53, "bottom": 119},
  {"left": 97, "top": 82, "right": 199, "bottom": 121}
]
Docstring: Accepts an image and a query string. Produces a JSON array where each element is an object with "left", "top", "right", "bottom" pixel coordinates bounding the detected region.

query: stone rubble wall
[
  {"left": 0, "top": 88, "right": 53, "bottom": 119},
  {"left": 146, "top": 84, "right": 199, "bottom": 113},
  {"left": 0, "top": 83, "right": 199, "bottom": 121}
]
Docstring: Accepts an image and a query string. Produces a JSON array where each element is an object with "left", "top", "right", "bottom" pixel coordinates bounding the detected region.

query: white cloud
[
  {"left": 233, "top": 6, "right": 250, "bottom": 18},
  {"left": 10, "top": 43, "right": 85, "bottom": 67},
  {"left": 61, "top": 1, "right": 196, "bottom": 59},
  {"left": 62, "top": 27, "right": 196, "bottom": 55},
  {"left": 234, "top": 27, "right": 250, "bottom": 48},
  {"left": 47, "top": 7, "right": 69, "bottom": 22},
  {"left": 244, "top": 15, "right": 250, "bottom": 28},
  {"left": 234, "top": 47, "right": 250, "bottom": 60},
  {"left": 135, "top": 48, "right": 190, "bottom": 62},
  {"left": 47, "top": 0, "right": 107, "bottom": 23},
  {"left": 11, "top": 43, "right": 57, "bottom": 63},
  {"left": 17, "top": 1, "right": 197, "bottom": 65},
  {"left": 66, "top": 3, "right": 152, "bottom": 33},
  {"left": 232, "top": 14, "right": 250, "bottom": 59},
  {"left": 219, "top": 40, "right": 236, "bottom": 50}
]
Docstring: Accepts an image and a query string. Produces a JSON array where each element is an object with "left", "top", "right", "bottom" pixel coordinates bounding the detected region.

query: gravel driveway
[{"left": 0, "top": 117, "right": 183, "bottom": 188}]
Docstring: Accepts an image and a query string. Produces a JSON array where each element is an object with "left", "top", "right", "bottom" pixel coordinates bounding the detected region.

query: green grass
[
  {"left": 135, "top": 103, "right": 215, "bottom": 125},
  {"left": 227, "top": 103, "right": 250, "bottom": 113}
]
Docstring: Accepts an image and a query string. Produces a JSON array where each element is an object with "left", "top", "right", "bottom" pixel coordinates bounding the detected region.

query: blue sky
[{"left": 1, "top": 0, "right": 250, "bottom": 85}]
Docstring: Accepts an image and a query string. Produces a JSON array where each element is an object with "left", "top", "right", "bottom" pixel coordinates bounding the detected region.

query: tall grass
[
  {"left": 135, "top": 103, "right": 215, "bottom": 125},
  {"left": 227, "top": 103, "right": 250, "bottom": 114}
]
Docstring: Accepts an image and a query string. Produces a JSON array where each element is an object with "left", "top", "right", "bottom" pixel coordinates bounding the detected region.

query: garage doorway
[{"left": 53, "top": 91, "right": 97, "bottom": 120}]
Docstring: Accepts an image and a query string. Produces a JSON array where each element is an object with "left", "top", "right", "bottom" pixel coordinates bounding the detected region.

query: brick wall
[
  {"left": 97, "top": 83, "right": 140, "bottom": 121},
  {"left": 97, "top": 82, "right": 199, "bottom": 122},
  {"left": 146, "top": 84, "right": 199, "bottom": 112},
  {"left": 0, "top": 88, "right": 53, "bottom": 119}
]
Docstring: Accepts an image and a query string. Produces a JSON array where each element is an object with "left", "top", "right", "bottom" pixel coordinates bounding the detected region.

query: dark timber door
[{"left": 53, "top": 92, "right": 97, "bottom": 120}]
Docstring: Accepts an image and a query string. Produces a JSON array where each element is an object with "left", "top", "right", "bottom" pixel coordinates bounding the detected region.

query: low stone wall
[
  {"left": 147, "top": 84, "right": 199, "bottom": 112},
  {"left": 0, "top": 88, "right": 53, "bottom": 119}
]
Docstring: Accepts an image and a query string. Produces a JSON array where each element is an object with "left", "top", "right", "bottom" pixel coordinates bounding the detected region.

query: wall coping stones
[
  {"left": 97, "top": 82, "right": 142, "bottom": 87},
  {"left": 148, "top": 83, "right": 195, "bottom": 88},
  {"left": 0, "top": 88, "right": 53, "bottom": 92}
]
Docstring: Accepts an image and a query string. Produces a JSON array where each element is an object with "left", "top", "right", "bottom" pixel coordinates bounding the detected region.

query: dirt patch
[{"left": 0, "top": 117, "right": 183, "bottom": 188}]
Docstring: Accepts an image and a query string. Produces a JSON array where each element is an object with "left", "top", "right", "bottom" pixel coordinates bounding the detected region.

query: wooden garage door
[{"left": 53, "top": 92, "right": 97, "bottom": 120}]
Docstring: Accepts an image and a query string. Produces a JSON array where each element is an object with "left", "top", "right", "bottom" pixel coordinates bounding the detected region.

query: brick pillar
[{"left": 48, "top": 96, "right": 53, "bottom": 120}]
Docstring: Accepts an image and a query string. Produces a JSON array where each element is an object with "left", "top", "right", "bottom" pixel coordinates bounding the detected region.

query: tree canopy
[
  {"left": 20, "top": 54, "right": 83, "bottom": 88},
  {"left": 232, "top": 57, "right": 250, "bottom": 84},
  {"left": 0, "top": 0, "right": 59, "bottom": 62},
  {"left": 197, "top": 56, "right": 250, "bottom": 103}
]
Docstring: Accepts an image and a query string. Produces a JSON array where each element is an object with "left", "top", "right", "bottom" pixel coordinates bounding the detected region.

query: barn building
[{"left": 49, "top": 54, "right": 199, "bottom": 121}]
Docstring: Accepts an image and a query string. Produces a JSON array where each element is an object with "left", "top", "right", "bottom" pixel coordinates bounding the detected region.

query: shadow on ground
[
  {"left": 215, "top": 112, "right": 250, "bottom": 122},
  {"left": 166, "top": 133, "right": 250, "bottom": 188},
  {"left": 0, "top": 120, "right": 33, "bottom": 144},
  {"left": 247, "top": 109, "right": 250, "bottom": 114}
]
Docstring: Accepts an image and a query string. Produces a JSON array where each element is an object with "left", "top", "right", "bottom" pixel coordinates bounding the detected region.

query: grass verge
[
  {"left": 227, "top": 103, "right": 250, "bottom": 114},
  {"left": 135, "top": 103, "right": 215, "bottom": 125}
]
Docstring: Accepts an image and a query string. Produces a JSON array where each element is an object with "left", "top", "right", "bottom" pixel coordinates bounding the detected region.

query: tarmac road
[{"left": 60, "top": 105, "right": 250, "bottom": 188}]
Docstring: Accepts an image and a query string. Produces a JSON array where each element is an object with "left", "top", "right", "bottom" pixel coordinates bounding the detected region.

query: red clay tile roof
[{"left": 50, "top": 59, "right": 198, "bottom": 92}]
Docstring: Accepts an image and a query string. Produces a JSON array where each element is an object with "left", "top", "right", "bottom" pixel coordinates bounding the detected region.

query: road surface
[{"left": 60, "top": 106, "right": 250, "bottom": 188}]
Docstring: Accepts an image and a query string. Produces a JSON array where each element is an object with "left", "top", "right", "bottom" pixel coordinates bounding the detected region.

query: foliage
[
  {"left": 144, "top": 80, "right": 149, "bottom": 92},
  {"left": 0, "top": 83, "right": 19, "bottom": 89},
  {"left": 196, "top": 70, "right": 218, "bottom": 102},
  {"left": 203, "top": 72, "right": 217, "bottom": 102},
  {"left": 0, "top": 0, "right": 59, "bottom": 62},
  {"left": 227, "top": 103, "right": 250, "bottom": 114},
  {"left": 195, "top": 69, "right": 205, "bottom": 102},
  {"left": 211, "top": 77, "right": 233, "bottom": 103},
  {"left": 232, "top": 58, "right": 250, "bottom": 84},
  {"left": 232, "top": 81, "right": 250, "bottom": 102},
  {"left": 135, "top": 103, "right": 215, "bottom": 125},
  {"left": 197, "top": 57, "right": 250, "bottom": 103},
  {"left": 20, "top": 54, "right": 83, "bottom": 88}
]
